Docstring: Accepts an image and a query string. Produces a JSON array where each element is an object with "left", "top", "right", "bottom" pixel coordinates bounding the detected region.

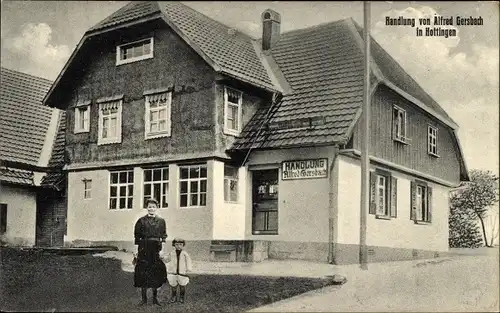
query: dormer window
[
  {"left": 224, "top": 86, "right": 242, "bottom": 136},
  {"left": 116, "top": 37, "right": 154, "bottom": 65}
]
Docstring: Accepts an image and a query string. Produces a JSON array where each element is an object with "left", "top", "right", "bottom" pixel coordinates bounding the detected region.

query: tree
[{"left": 452, "top": 170, "right": 499, "bottom": 247}]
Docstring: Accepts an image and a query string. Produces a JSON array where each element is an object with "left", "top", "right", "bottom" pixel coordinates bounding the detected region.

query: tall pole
[{"left": 359, "top": 0, "right": 371, "bottom": 271}]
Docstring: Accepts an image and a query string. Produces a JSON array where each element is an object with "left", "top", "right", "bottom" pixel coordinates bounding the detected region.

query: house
[
  {"left": 0, "top": 67, "right": 65, "bottom": 247},
  {"left": 42, "top": 1, "right": 469, "bottom": 263}
]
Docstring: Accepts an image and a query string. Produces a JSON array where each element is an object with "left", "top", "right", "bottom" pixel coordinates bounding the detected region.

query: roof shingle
[
  {"left": 0, "top": 68, "right": 55, "bottom": 166},
  {"left": 233, "top": 20, "right": 365, "bottom": 149},
  {"left": 159, "top": 2, "right": 274, "bottom": 90},
  {"left": 0, "top": 167, "right": 34, "bottom": 186}
]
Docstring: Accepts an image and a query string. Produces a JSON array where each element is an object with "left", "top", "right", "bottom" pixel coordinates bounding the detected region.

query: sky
[{"left": 1, "top": 1, "right": 498, "bottom": 174}]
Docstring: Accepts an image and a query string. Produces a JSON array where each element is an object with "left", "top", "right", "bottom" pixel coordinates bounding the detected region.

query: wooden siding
[
  {"left": 350, "top": 85, "right": 461, "bottom": 183},
  {"left": 64, "top": 20, "right": 217, "bottom": 165}
]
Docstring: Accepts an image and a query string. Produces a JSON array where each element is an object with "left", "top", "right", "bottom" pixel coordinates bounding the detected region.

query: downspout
[
  {"left": 328, "top": 145, "right": 340, "bottom": 264},
  {"left": 240, "top": 92, "right": 282, "bottom": 167}
]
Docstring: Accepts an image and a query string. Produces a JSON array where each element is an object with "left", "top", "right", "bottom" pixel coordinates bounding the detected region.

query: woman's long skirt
[{"left": 133, "top": 240, "right": 167, "bottom": 288}]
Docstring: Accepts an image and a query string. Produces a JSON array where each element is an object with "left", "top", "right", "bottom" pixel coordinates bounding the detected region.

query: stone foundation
[
  {"left": 333, "top": 243, "right": 446, "bottom": 265},
  {"left": 65, "top": 239, "right": 212, "bottom": 261},
  {"left": 63, "top": 239, "right": 446, "bottom": 264}
]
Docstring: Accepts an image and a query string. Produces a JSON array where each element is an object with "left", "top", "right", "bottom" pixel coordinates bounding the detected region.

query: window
[
  {"left": 0, "top": 204, "right": 6, "bottom": 234},
  {"left": 98, "top": 100, "right": 122, "bottom": 145},
  {"left": 116, "top": 38, "right": 154, "bottom": 65},
  {"left": 179, "top": 164, "right": 207, "bottom": 207},
  {"left": 369, "top": 170, "right": 397, "bottom": 218},
  {"left": 392, "top": 106, "right": 407, "bottom": 143},
  {"left": 428, "top": 125, "right": 438, "bottom": 156},
  {"left": 224, "top": 86, "right": 242, "bottom": 135},
  {"left": 411, "top": 181, "right": 432, "bottom": 223},
  {"left": 143, "top": 167, "right": 169, "bottom": 208},
  {"left": 224, "top": 166, "right": 238, "bottom": 202},
  {"left": 74, "top": 105, "right": 90, "bottom": 133},
  {"left": 145, "top": 92, "right": 172, "bottom": 139},
  {"left": 109, "top": 170, "right": 134, "bottom": 210},
  {"left": 83, "top": 179, "right": 92, "bottom": 199}
]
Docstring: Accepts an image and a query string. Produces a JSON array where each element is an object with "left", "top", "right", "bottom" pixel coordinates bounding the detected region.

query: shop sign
[{"left": 281, "top": 158, "right": 328, "bottom": 180}]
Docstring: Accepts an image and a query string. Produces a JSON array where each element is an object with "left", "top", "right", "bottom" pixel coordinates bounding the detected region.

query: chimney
[{"left": 261, "top": 9, "right": 281, "bottom": 51}]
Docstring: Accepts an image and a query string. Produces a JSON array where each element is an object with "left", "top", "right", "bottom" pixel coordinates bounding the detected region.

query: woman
[{"left": 133, "top": 198, "right": 167, "bottom": 306}]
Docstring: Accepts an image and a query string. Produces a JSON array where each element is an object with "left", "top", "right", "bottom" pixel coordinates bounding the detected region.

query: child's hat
[{"left": 172, "top": 237, "right": 186, "bottom": 246}]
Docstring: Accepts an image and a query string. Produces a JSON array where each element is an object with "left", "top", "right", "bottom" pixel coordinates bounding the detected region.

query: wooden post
[{"left": 359, "top": 0, "right": 371, "bottom": 270}]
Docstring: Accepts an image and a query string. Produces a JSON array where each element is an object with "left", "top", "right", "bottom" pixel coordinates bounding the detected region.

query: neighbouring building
[
  {"left": 42, "top": 1, "right": 469, "bottom": 263},
  {"left": 0, "top": 67, "right": 65, "bottom": 247}
]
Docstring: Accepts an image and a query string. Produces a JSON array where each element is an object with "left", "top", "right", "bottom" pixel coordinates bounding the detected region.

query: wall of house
[
  {"left": 350, "top": 85, "right": 461, "bottom": 184},
  {"left": 0, "top": 184, "right": 37, "bottom": 246},
  {"left": 65, "top": 160, "right": 219, "bottom": 260},
  {"left": 245, "top": 146, "right": 337, "bottom": 262},
  {"left": 335, "top": 155, "right": 450, "bottom": 264},
  {"left": 213, "top": 79, "right": 270, "bottom": 153},
  {"left": 212, "top": 161, "right": 247, "bottom": 240},
  {"left": 65, "top": 20, "right": 218, "bottom": 165}
]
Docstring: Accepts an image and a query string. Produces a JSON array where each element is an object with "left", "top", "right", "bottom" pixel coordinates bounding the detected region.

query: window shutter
[
  {"left": 369, "top": 172, "right": 377, "bottom": 214},
  {"left": 427, "top": 186, "right": 433, "bottom": 223},
  {"left": 392, "top": 109, "right": 397, "bottom": 139},
  {"left": 0, "top": 204, "right": 7, "bottom": 234},
  {"left": 390, "top": 176, "right": 397, "bottom": 218},
  {"left": 410, "top": 181, "right": 416, "bottom": 220}
]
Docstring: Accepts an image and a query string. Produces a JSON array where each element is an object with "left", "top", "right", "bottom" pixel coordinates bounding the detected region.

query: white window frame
[
  {"left": 83, "top": 179, "right": 92, "bottom": 200},
  {"left": 109, "top": 169, "right": 134, "bottom": 210},
  {"left": 415, "top": 185, "right": 429, "bottom": 222},
  {"left": 74, "top": 105, "right": 90, "bottom": 133},
  {"left": 223, "top": 86, "right": 243, "bottom": 136},
  {"left": 98, "top": 100, "right": 122, "bottom": 145},
  {"left": 116, "top": 37, "right": 154, "bottom": 66},
  {"left": 427, "top": 125, "right": 438, "bottom": 156},
  {"left": 376, "top": 174, "right": 388, "bottom": 216},
  {"left": 144, "top": 92, "right": 172, "bottom": 139},
  {"left": 224, "top": 165, "right": 239, "bottom": 203},
  {"left": 179, "top": 164, "right": 207, "bottom": 208},
  {"left": 393, "top": 106, "right": 408, "bottom": 143},
  {"left": 142, "top": 167, "right": 169, "bottom": 209}
]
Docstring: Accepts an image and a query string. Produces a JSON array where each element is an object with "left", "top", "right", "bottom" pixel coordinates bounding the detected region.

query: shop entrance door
[{"left": 252, "top": 169, "right": 279, "bottom": 235}]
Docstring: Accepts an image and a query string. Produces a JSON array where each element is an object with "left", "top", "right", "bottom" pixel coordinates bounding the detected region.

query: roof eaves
[
  {"left": 220, "top": 70, "right": 279, "bottom": 93},
  {"left": 451, "top": 129, "right": 470, "bottom": 182},
  {"left": 252, "top": 40, "right": 292, "bottom": 94},
  {"left": 43, "top": 34, "right": 88, "bottom": 108}
]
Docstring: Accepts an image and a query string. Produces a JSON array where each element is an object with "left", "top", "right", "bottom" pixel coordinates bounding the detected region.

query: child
[{"left": 165, "top": 238, "right": 192, "bottom": 304}]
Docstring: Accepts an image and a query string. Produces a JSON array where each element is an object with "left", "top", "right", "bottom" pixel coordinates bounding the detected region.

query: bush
[{"left": 449, "top": 203, "right": 483, "bottom": 248}]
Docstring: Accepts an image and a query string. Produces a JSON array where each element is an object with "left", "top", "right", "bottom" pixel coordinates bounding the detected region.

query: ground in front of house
[{"left": 0, "top": 247, "right": 335, "bottom": 312}]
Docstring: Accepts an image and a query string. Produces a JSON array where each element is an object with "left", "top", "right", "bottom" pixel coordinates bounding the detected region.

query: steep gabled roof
[
  {"left": 44, "top": 1, "right": 276, "bottom": 108},
  {"left": 0, "top": 67, "right": 58, "bottom": 168},
  {"left": 233, "top": 20, "right": 365, "bottom": 149},
  {"left": 232, "top": 18, "right": 459, "bottom": 150}
]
